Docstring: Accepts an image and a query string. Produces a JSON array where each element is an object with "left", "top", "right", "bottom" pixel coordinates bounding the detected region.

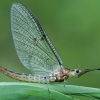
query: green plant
[{"left": 0, "top": 82, "right": 100, "bottom": 100}]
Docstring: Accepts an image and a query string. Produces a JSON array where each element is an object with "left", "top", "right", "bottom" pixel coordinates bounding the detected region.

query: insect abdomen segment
[{"left": 0, "top": 66, "right": 56, "bottom": 83}]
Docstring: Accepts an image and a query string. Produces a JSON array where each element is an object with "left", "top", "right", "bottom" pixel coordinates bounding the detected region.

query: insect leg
[
  {"left": 45, "top": 76, "right": 50, "bottom": 93},
  {"left": 63, "top": 79, "right": 75, "bottom": 99}
]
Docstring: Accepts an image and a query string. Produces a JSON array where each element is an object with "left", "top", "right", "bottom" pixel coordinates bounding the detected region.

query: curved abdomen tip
[{"left": 0, "top": 66, "right": 3, "bottom": 71}]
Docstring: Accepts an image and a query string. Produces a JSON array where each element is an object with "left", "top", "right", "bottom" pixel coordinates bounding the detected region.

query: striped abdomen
[{"left": 0, "top": 66, "right": 56, "bottom": 83}]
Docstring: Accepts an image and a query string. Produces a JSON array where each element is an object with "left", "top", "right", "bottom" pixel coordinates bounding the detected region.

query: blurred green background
[{"left": 0, "top": 0, "right": 100, "bottom": 92}]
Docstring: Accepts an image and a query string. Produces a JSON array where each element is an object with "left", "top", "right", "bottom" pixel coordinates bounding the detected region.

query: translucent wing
[{"left": 11, "top": 3, "right": 63, "bottom": 75}]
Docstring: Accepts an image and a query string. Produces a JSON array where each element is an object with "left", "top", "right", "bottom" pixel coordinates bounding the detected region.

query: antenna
[{"left": 78, "top": 68, "right": 100, "bottom": 77}]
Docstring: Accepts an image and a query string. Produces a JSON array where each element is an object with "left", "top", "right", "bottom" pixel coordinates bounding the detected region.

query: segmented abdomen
[{"left": 0, "top": 66, "right": 56, "bottom": 83}]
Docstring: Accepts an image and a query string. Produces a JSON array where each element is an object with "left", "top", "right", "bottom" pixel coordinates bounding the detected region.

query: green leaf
[
  {"left": 0, "top": 82, "right": 100, "bottom": 100},
  {"left": 0, "top": 82, "right": 74, "bottom": 100}
]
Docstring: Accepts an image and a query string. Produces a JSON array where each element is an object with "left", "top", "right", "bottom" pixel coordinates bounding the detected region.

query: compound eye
[{"left": 76, "top": 70, "right": 79, "bottom": 73}]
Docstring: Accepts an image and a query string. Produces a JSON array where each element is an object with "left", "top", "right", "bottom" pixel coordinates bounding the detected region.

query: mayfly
[{"left": 0, "top": 3, "right": 100, "bottom": 84}]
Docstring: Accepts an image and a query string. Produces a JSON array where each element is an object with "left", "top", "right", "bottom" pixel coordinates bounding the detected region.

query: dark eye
[{"left": 76, "top": 70, "right": 79, "bottom": 73}]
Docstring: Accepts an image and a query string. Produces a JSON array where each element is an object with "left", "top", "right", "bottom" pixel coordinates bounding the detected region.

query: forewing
[{"left": 11, "top": 3, "right": 63, "bottom": 75}]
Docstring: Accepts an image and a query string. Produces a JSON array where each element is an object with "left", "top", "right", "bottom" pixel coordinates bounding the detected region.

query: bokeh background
[{"left": 0, "top": 0, "right": 100, "bottom": 98}]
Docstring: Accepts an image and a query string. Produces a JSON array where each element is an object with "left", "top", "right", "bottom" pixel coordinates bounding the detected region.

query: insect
[{"left": 0, "top": 3, "right": 100, "bottom": 84}]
